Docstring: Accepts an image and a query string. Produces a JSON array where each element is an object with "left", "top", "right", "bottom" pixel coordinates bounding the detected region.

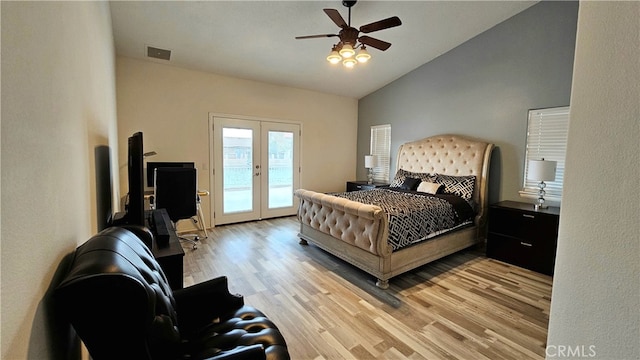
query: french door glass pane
[
  {"left": 222, "top": 127, "right": 253, "bottom": 213},
  {"left": 267, "top": 130, "right": 293, "bottom": 209}
]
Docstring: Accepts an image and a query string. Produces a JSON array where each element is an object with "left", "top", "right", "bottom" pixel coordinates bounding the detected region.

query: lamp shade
[
  {"left": 326, "top": 50, "right": 341, "bottom": 64},
  {"left": 355, "top": 47, "right": 371, "bottom": 63},
  {"left": 364, "top": 155, "right": 378, "bottom": 169},
  {"left": 527, "top": 159, "right": 557, "bottom": 181},
  {"left": 339, "top": 44, "right": 355, "bottom": 58},
  {"left": 343, "top": 57, "right": 357, "bottom": 68}
]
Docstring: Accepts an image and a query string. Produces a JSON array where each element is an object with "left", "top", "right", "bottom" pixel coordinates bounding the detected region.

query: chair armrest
[
  {"left": 173, "top": 276, "right": 244, "bottom": 334},
  {"left": 206, "top": 344, "right": 266, "bottom": 360}
]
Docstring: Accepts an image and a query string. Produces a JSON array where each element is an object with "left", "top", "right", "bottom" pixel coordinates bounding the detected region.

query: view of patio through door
[{"left": 210, "top": 116, "right": 300, "bottom": 225}]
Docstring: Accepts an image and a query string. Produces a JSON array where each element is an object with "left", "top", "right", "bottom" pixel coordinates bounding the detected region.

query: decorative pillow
[
  {"left": 400, "top": 177, "right": 421, "bottom": 191},
  {"left": 390, "top": 169, "right": 436, "bottom": 188},
  {"left": 433, "top": 174, "right": 476, "bottom": 202},
  {"left": 417, "top": 181, "right": 443, "bottom": 194}
]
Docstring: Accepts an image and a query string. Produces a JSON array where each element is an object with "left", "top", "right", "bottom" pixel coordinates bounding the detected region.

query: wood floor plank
[{"left": 181, "top": 216, "right": 553, "bottom": 359}]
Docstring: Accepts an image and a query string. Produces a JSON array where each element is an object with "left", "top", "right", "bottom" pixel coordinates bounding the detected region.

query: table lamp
[
  {"left": 364, "top": 155, "right": 378, "bottom": 184},
  {"left": 527, "top": 159, "right": 557, "bottom": 211}
]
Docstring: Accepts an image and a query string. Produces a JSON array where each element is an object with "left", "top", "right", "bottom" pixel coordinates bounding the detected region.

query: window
[
  {"left": 521, "top": 106, "right": 570, "bottom": 201},
  {"left": 370, "top": 124, "right": 391, "bottom": 182}
]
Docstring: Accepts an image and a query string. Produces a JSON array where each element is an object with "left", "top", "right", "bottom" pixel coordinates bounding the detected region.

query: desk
[
  {"left": 145, "top": 190, "right": 209, "bottom": 238},
  {"left": 146, "top": 209, "right": 185, "bottom": 290}
]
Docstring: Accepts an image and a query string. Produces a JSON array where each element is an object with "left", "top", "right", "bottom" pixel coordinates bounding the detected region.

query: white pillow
[{"left": 417, "top": 181, "right": 442, "bottom": 194}]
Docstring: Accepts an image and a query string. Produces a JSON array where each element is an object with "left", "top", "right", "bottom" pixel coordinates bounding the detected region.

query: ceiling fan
[{"left": 295, "top": 0, "right": 402, "bottom": 68}]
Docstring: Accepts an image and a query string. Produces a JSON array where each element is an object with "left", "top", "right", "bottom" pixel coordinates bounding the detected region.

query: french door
[{"left": 211, "top": 116, "right": 300, "bottom": 225}]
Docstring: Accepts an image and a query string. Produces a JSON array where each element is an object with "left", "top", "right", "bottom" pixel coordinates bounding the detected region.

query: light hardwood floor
[{"left": 183, "top": 216, "right": 553, "bottom": 360}]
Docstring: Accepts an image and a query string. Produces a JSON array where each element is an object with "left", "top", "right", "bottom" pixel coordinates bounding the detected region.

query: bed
[{"left": 294, "top": 134, "right": 494, "bottom": 289}]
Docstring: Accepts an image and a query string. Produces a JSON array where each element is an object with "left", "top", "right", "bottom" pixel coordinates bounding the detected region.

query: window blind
[
  {"left": 522, "top": 106, "right": 570, "bottom": 200},
  {"left": 370, "top": 124, "right": 391, "bottom": 182}
]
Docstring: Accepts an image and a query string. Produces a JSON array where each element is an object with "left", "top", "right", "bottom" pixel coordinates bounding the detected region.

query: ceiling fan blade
[
  {"left": 324, "top": 8, "right": 348, "bottom": 28},
  {"left": 295, "top": 34, "right": 339, "bottom": 39},
  {"left": 359, "top": 36, "right": 392, "bottom": 51},
  {"left": 359, "top": 16, "right": 402, "bottom": 33}
]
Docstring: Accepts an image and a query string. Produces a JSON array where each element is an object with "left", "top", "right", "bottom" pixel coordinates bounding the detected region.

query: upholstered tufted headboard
[{"left": 395, "top": 135, "right": 494, "bottom": 221}]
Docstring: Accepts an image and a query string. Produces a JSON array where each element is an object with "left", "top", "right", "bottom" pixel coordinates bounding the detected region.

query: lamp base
[
  {"left": 367, "top": 168, "right": 374, "bottom": 184},
  {"left": 534, "top": 181, "right": 548, "bottom": 211},
  {"left": 534, "top": 203, "right": 549, "bottom": 211}
]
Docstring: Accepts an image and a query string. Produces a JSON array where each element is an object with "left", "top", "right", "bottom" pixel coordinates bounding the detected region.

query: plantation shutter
[
  {"left": 522, "top": 106, "right": 570, "bottom": 201},
  {"left": 370, "top": 124, "right": 391, "bottom": 182}
]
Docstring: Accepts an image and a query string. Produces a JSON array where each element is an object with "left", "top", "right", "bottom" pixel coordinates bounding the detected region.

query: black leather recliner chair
[{"left": 55, "top": 226, "right": 290, "bottom": 360}]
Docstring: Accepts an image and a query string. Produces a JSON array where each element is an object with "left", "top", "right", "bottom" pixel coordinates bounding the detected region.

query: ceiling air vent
[{"left": 146, "top": 46, "right": 171, "bottom": 61}]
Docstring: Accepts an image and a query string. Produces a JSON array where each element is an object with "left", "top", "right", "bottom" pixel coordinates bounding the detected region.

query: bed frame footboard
[
  {"left": 298, "top": 219, "right": 481, "bottom": 289},
  {"left": 294, "top": 134, "right": 494, "bottom": 289},
  {"left": 295, "top": 189, "right": 391, "bottom": 257}
]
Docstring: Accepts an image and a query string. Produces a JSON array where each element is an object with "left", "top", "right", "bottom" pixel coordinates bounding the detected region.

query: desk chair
[
  {"left": 154, "top": 167, "right": 202, "bottom": 249},
  {"left": 196, "top": 190, "right": 209, "bottom": 239}
]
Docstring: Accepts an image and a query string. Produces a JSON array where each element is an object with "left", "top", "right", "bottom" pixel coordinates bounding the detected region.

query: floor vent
[{"left": 146, "top": 46, "right": 171, "bottom": 61}]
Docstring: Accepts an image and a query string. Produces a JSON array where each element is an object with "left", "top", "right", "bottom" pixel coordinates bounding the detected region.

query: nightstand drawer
[
  {"left": 486, "top": 234, "right": 538, "bottom": 271},
  {"left": 346, "top": 181, "right": 390, "bottom": 192},
  {"left": 486, "top": 201, "right": 559, "bottom": 275},
  {"left": 348, "top": 183, "right": 374, "bottom": 191},
  {"left": 488, "top": 207, "right": 558, "bottom": 241}
]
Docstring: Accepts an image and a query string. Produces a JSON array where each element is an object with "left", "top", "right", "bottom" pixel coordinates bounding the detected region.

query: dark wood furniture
[
  {"left": 486, "top": 200, "right": 560, "bottom": 275},
  {"left": 147, "top": 209, "right": 185, "bottom": 290},
  {"left": 346, "top": 180, "right": 390, "bottom": 192}
]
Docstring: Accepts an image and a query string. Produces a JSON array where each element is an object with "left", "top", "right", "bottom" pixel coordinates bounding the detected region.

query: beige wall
[
  {"left": 547, "top": 2, "right": 639, "bottom": 359},
  {"left": 116, "top": 57, "right": 358, "bottom": 227},
  {"left": 1, "top": 2, "right": 119, "bottom": 359}
]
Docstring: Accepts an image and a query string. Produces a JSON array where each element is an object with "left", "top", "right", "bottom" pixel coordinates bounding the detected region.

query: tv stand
[{"left": 146, "top": 209, "right": 185, "bottom": 290}]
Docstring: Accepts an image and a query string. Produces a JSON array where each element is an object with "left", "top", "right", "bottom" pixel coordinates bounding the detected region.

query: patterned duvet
[{"left": 332, "top": 188, "right": 475, "bottom": 251}]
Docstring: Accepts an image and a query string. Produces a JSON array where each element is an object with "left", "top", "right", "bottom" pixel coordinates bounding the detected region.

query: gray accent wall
[{"left": 357, "top": 1, "right": 578, "bottom": 204}]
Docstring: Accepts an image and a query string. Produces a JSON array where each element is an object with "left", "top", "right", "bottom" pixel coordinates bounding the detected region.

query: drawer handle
[
  {"left": 522, "top": 214, "right": 535, "bottom": 219},
  {"left": 520, "top": 242, "right": 533, "bottom": 247}
]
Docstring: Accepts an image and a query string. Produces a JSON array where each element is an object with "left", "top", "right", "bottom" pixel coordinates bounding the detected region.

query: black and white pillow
[
  {"left": 433, "top": 174, "right": 476, "bottom": 202},
  {"left": 390, "top": 169, "right": 436, "bottom": 188}
]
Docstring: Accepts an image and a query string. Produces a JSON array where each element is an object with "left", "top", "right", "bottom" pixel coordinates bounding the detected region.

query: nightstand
[
  {"left": 486, "top": 200, "right": 560, "bottom": 275},
  {"left": 346, "top": 180, "right": 390, "bottom": 192}
]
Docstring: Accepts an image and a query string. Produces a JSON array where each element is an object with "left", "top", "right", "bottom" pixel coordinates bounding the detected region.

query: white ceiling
[{"left": 109, "top": 1, "right": 537, "bottom": 99}]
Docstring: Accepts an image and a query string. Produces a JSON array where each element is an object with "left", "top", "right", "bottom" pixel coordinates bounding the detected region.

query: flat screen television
[
  {"left": 146, "top": 161, "right": 195, "bottom": 188},
  {"left": 126, "top": 131, "right": 145, "bottom": 226}
]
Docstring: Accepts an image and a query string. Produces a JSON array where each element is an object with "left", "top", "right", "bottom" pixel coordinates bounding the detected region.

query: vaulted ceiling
[{"left": 110, "top": 1, "right": 537, "bottom": 99}]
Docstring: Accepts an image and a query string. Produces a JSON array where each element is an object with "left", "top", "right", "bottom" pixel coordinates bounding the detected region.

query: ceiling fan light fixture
[
  {"left": 327, "top": 49, "right": 342, "bottom": 64},
  {"left": 343, "top": 57, "right": 357, "bottom": 68},
  {"left": 339, "top": 43, "right": 355, "bottom": 58},
  {"left": 296, "top": 1, "right": 402, "bottom": 70},
  {"left": 355, "top": 46, "right": 371, "bottom": 63}
]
